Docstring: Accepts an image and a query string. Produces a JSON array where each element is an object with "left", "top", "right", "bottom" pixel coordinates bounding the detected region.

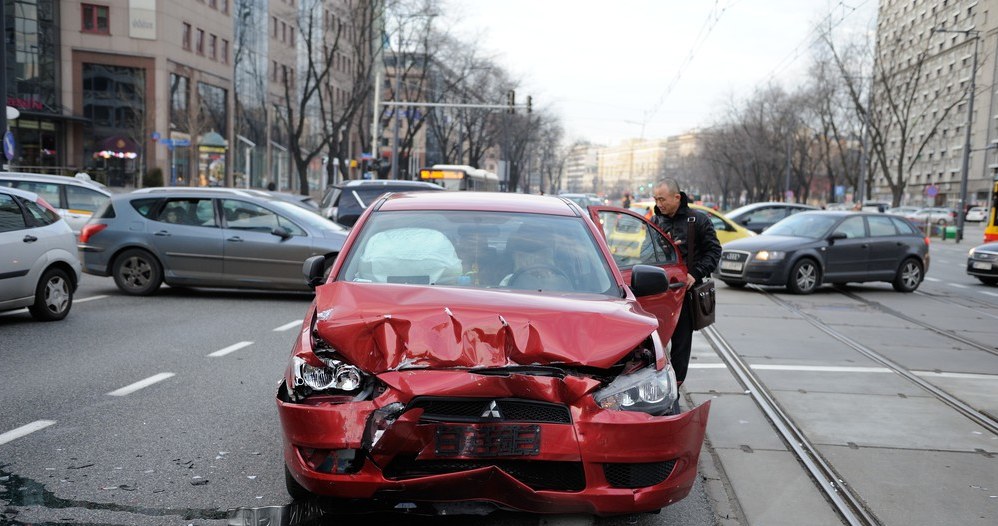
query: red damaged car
[{"left": 276, "top": 191, "right": 710, "bottom": 516}]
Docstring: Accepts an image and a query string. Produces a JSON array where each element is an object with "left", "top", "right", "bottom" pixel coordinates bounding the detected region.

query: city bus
[
  {"left": 419, "top": 164, "right": 500, "bottom": 192},
  {"left": 985, "top": 180, "right": 998, "bottom": 242}
]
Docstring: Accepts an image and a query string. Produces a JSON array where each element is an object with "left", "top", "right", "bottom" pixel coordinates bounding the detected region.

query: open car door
[{"left": 588, "top": 205, "right": 687, "bottom": 346}]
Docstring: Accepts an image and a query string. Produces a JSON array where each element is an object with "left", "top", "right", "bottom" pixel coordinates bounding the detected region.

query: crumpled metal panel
[{"left": 312, "top": 281, "right": 659, "bottom": 372}]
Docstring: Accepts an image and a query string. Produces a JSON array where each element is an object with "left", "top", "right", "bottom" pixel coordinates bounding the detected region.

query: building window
[
  {"left": 196, "top": 29, "right": 205, "bottom": 55},
  {"left": 82, "top": 4, "right": 110, "bottom": 34},
  {"left": 221, "top": 0, "right": 228, "bottom": 14},
  {"left": 209, "top": 34, "right": 217, "bottom": 60},
  {"left": 182, "top": 23, "right": 191, "bottom": 50},
  {"left": 222, "top": 39, "right": 229, "bottom": 64}
]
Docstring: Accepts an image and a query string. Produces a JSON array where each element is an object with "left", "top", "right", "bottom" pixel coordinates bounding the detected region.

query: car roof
[
  {"left": 377, "top": 191, "right": 580, "bottom": 216},
  {"left": 0, "top": 171, "right": 111, "bottom": 194},
  {"left": 129, "top": 186, "right": 272, "bottom": 199},
  {"left": 337, "top": 179, "right": 443, "bottom": 189}
]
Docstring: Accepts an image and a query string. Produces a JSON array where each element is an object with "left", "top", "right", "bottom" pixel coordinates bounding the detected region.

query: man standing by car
[{"left": 651, "top": 179, "right": 721, "bottom": 386}]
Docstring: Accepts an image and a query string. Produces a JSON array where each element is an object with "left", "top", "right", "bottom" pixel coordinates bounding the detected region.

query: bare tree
[{"left": 823, "top": 25, "right": 966, "bottom": 206}]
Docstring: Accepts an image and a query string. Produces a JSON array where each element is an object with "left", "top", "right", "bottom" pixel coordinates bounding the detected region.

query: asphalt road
[{"left": 1, "top": 221, "right": 994, "bottom": 526}]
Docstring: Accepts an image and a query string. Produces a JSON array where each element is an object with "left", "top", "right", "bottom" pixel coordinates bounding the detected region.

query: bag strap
[{"left": 686, "top": 215, "right": 696, "bottom": 274}]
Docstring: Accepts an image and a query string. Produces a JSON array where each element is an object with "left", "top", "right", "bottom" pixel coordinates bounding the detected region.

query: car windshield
[
  {"left": 337, "top": 210, "right": 619, "bottom": 295},
  {"left": 763, "top": 213, "right": 839, "bottom": 238}
]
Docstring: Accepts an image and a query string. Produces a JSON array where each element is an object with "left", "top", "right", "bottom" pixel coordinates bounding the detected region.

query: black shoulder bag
[{"left": 686, "top": 216, "right": 716, "bottom": 330}]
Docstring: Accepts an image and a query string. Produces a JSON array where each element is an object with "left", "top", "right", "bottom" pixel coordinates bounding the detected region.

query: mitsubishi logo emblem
[{"left": 481, "top": 400, "right": 502, "bottom": 419}]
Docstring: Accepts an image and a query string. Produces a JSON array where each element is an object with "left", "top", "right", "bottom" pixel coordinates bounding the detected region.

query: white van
[{"left": 0, "top": 172, "right": 112, "bottom": 235}]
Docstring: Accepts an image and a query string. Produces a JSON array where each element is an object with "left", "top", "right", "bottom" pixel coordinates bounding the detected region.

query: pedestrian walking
[
  {"left": 650, "top": 179, "right": 721, "bottom": 386},
  {"left": 621, "top": 192, "right": 632, "bottom": 209}
]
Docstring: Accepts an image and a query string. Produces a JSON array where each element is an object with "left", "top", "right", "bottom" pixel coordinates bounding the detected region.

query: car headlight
[
  {"left": 755, "top": 250, "right": 785, "bottom": 261},
  {"left": 593, "top": 364, "right": 679, "bottom": 416},
  {"left": 293, "top": 355, "right": 368, "bottom": 394}
]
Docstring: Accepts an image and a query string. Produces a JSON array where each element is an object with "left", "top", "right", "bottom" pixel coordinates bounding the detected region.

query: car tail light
[
  {"left": 80, "top": 223, "right": 108, "bottom": 243},
  {"left": 924, "top": 236, "right": 931, "bottom": 246}
]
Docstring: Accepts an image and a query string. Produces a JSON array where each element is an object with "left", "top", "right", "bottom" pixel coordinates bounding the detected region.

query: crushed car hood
[{"left": 312, "top": 282, "right": 659, "bottom": 372}]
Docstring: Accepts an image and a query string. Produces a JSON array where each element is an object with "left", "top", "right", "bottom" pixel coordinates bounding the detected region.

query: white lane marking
[
  {"left": 980, "top": 290, "right": 998, "bottom": 297},
  {"left": 913, "top": 371, "right": 998, "bottom": 380},
  {"left": 208, "top": 341, "right": 254, "bottom": 357},
  {"left": 0, "top": 420, "right": 56, "bottom": 446},
  {"left": 107, "top": 373, "right": 175, "bottom": 396},
  {"left": 75, "top": 295, "right": 109, "bottom": 303},
  {"left": 273, "top": 320, "right": 303, "bottom": 332},
  {"left": 949, "top": 283, "right": 968, "bottom": 289},
  {"left": 924, "top": 277, "right": 941, "bottom": 282}
]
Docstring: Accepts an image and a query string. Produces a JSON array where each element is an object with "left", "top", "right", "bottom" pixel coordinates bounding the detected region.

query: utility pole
[{"left": 932, "top": 27, "right": 980, "bottom": 243}]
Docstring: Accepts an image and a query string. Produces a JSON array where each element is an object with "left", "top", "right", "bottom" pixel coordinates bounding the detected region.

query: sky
[{"left": 442, "top": 0, "right": 878, "bottom": 147}]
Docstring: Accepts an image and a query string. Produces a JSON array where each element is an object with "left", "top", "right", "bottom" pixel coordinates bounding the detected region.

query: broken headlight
[
  {"left": 593, "top": 364, "right": 678, "bottom": 416},
  {"left": 293, "top": 355, "right": 369, "bottom": 396}
]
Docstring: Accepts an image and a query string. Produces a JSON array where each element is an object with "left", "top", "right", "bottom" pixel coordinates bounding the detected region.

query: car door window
[
  {"left": 833, "top": 216, "right": 866, "bottom": 238},
  {"left": 706, "top": 213, "right": 729, "bottom": 232},
  {"left": 65, "top": 185, "right": 107, "bottom": 213},
  {"left": 890, "top": 217, "right": 917, "bottom": 235},
  {"left": 597, "top": 211, "right": 676, "bottom": 268},
  {"left": 9, "top": 181, "right": 61, "bottom": 208},
  {"left": 747, "top": 207, "right": 785, "bottom": 223},
  {"left": 222, "top": 199, "right": 305, "bottom": 235},
  {"left": 157, "top": 198, "right": 217, "bottom": 227},
  {"left": 868, "top": 215, "right": 898, "bottom": 237},
  {"left": 0, "top": 194, "right": 27, "bottom": 232},
  {"left": 19, "top": 197, "right": 59, "bottom": 227}
]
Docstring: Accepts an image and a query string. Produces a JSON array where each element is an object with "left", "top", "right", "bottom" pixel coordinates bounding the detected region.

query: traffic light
[
  {"left": 507, "top": 90, "right": 515, "bottom": 114},
  {"left": 526, "top": 96, "right": 532, "bottom": 114}
]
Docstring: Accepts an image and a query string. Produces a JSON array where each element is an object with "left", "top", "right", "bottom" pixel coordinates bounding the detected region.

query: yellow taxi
[{"left": 631, "top": 201, "right": 755, "bottom": 245}]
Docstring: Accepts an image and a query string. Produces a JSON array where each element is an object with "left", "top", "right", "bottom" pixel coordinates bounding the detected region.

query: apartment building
[
  {"left": 873, "top": 0, "right": 998, "bottom": 208},
  {"left": 3, "top": 0, "right": 368, "bottom": 191}
]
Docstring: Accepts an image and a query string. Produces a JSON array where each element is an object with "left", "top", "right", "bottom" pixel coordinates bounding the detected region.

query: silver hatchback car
[
  {"left": 0, "top": 186, "right": 82, "bottom": 320},
  {"left": 78, "top": 187, "right": 349, "bottom": 295}
]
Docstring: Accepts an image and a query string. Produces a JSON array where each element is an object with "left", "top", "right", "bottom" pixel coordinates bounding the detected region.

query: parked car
[
  {"left": 0, "top": 186, "right": 81, "bottom": 321},
  {"left": 558, "top": 192, "right": 604, "bottom": 207},
  {"left": 716, "top": 211, "right": 929, "bottom": 294},
  {"left": 905, "top": 207, "right": 958, "bottom": 226},
  {"left": 629, "top": 201, "right": 755, "bottom": 245},
  {"left": 0, "top": 171, "right": 112, "bottom": 236},
  {"left": 278, "top": 191, "right": 710, "bottom": 515},
  {"left": 78, "top": 187, "right": 348, "bottom": 295},
  {"left": 861, "top": 200, "right": 890, "bottom": 213},
  {"left": 967, "top": 242, "right": 998, "bottom": 286},
  {"left": 724, "top": 201, "right": 819, "bottom": 234},
  {"left": 319, "top": 179, "right": 445, "bottom": 227},
  {"left": 965, "top": 206, "right": 989, "bottom": 223},
  {"left": 886, "top": 206, "right": 922, "bottom": 216}
]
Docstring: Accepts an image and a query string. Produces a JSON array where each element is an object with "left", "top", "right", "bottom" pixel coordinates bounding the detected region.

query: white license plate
[
  {"left": 972, "top": 261, "right": 993, "bottom": 270},
  {"left": 720, "top": 261, "right": 743, "bottom": 272}
]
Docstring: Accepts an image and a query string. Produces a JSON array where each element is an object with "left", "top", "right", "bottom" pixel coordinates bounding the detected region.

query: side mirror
[
  {"left": 630, "top": 264, "right": 670, "bottom": 297},
  {"left": 828, "top": 231, "right": 847, "bottom": 243},
  {"left": 272, "top": 226, "right": 292, "bottom": 239},
  {"left": 303, "top": 255, "right": 330, "bottom": 289}
]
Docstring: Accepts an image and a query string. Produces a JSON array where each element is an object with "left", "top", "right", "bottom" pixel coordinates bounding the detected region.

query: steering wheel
[{"left": 508, "top": 265, "right": 574, "bottom": 291}]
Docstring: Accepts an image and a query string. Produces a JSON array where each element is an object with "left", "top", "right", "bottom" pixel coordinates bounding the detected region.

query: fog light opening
[{"left": 299, "top": 447, "right": 363, "bottom": 474}]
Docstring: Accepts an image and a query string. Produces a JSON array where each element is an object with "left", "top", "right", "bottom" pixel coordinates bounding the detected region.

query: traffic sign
[
  {"left": 3, "top": 131, "right": 15, "bottom": 161},
  {"left": 926, "top": 184, "right": 939, "bottom": 197}
]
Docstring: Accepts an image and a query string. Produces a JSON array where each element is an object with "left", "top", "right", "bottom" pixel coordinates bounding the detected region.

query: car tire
[
  {"left": 113, "top": 249, "right": 163, "bottom": 296},
  {"left": 978, "top": 277, "right": 998, "bottom": 286},
  {"left": 285, "top": 465, "right": 310, "bottom": 501},
  {"left": 892, "top": 258, "right": 923, "bottom": 292},
  {"left": 28, "top": 267, "right": 73, "bottom": 321},
  {"left": 721, "top": 280, "right": 745, "bottom": 289},
  {"left": 787, "top": 258, "right": 819, "bottom": 294}
]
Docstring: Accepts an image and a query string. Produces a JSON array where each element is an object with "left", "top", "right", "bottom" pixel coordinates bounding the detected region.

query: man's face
[{"left": 653, "top": 187, "right": 681, "bottom": 216}]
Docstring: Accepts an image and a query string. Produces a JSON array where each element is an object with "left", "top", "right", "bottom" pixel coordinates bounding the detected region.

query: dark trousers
[{"left": 670, "top": 292, "right": 694, "bottom": 384}]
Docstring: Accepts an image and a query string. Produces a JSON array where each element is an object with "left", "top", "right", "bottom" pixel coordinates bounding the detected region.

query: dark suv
[{"left": 319, "top": 180, "right": 444, "bottom": 227}]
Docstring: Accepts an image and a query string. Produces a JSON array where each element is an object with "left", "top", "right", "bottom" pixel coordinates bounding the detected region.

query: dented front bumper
[{"left": 277, "top": 369, "right": 710, "bottom": 516}]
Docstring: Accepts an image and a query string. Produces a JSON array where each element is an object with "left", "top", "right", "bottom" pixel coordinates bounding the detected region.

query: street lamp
[{"left": 932, "top": 26, "right": 980, "bottom": 243}]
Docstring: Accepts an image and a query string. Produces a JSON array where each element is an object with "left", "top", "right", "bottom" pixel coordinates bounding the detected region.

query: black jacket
[{"left": 651, "top": 192, "right": 722, "bottom": 283}]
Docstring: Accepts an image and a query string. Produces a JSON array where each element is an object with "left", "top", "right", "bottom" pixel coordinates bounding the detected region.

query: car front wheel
[
  {"left": 977, "top": 276, "right": 998, "bottom": 286},
  {"left": 113, "top": 249, "right": 163, "bottom": 295},
  {"left": 787, "top": 259, "right": 819, "bottom": 294},
  {"left": 892, "top": 258, "right": 923, "bottom": 292},
  {"left": 285, "top": 465, "right": 310, "bottom": 501},
  {"left": 28, "top": 267, "right": 73, "bottom": 321}
]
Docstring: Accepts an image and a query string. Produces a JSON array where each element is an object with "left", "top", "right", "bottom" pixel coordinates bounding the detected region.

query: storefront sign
[{"left": 129, "top": 0, "right": 157, "bottom": 40}]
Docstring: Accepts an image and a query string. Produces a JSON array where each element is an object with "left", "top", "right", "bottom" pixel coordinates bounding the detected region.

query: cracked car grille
[{"left": 406, "top": 397, "right": 572, "bottom": 424}]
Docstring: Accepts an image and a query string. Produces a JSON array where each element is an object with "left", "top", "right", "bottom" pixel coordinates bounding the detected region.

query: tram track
[{"left": 701, "top": 323, "right": 880, "bottom": 526}]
